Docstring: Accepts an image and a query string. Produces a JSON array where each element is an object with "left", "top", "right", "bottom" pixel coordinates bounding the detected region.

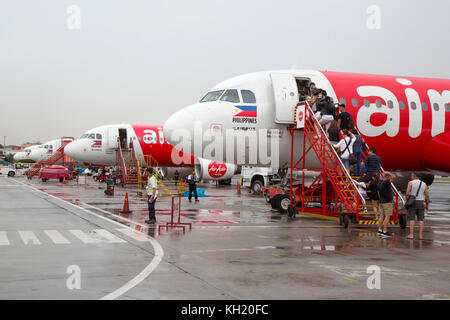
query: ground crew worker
[
  {"left": 174, "top": 170, "right": 179, "bottom": 182},
  {"left": 187, "top": 170, "right": 199, "bottom": 202},
  {"left": 145, "top": 168, "right": 158, "bottom": 224}
]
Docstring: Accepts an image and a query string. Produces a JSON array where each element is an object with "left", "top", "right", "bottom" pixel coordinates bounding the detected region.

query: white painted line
[
  {"left": 44, "top": 230, "right": 71, "bottom": 244},
  {"left": 69, "top": 230, "right": 101, "bottom": 244},
  {"left": 94, "top": 229, "right": 127, "bottom": 243},
  {"left": 18, "top": 230, "right": 41, "bottom": 245},
  {"left": 116, "top": 228, "right": 153, "bottom": 242},
  {"left": 10, "top": 178, "right": 164, "bottom": 300},
  {"left": 432, "top": 230, "right": 450, "bottom": 236},
  {"left": 0, "top": 231, "right": 10, "bottom": 246}
]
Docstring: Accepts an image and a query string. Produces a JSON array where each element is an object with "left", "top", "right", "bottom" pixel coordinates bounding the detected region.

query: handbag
[
  {"left": 342, "top": 138, "right": 356, "bottom": 165},
  {"left": 405, "top": 181, "right": 423, "bottom": 209}
]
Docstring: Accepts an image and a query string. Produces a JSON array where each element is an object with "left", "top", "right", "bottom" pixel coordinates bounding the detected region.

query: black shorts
[{"left": 407, "top": 200, "right": 425, "bottom": 222}]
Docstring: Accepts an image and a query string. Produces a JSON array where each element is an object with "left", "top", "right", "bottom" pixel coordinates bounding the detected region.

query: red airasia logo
[
  {"left": 208, "top": 162, "right": 227, "bottom": 178},
  {"left": 298, "top": 111, "right": 304, "bottom": 122}
]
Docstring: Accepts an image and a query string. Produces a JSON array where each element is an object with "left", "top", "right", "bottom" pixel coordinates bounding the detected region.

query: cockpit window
[
  {"left": 241, "top": 90, "right": 256, "bottom": 103},
  {"left": 96, "top": 133, "right": 102, "bottom": 140},
  {"left": 200, "top": 90, "right": 225, "bottom": 103},
  {"left": 220, "top": 89, "right": 240, "bottom": 103}
]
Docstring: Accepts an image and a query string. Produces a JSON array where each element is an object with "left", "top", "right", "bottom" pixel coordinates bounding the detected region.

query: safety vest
[{"left": 146, "top": 176, "right": 158, "bottom": 195}]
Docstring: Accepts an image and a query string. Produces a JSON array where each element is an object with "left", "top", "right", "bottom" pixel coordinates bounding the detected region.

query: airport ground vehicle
[
  {"left": 0, "top": 166, "right": 16, "bottom": 177},
  {"left": 38, "top": 166, "right": 70, "bottom": 182},
  {"left": 240, "top": 165, "right": 282, "bottom": 194}
]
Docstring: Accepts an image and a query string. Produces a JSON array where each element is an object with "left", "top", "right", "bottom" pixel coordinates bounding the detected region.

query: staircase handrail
[{"left": 302, "top": 101, "right": 366, "bottom": 208}]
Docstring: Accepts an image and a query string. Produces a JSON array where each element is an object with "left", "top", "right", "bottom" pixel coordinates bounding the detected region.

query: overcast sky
[{"left": 0, "top": 0, "right": 449, "bottom": 145}]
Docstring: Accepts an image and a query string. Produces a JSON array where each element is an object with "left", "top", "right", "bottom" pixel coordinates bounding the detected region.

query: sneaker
[
  {"left": 377, "top": 229, "right": 383, "bottom": 234},
  {"left": 145, "top": 219, "right": 156, "bottom": 225},
  {"left": 381, "top": 231, "right": 392, "bottom": 237}
]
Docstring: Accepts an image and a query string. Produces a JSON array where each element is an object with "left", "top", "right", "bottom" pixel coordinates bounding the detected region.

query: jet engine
[{"left": 194, "top": 158, "right": 237, "bottom": 184}]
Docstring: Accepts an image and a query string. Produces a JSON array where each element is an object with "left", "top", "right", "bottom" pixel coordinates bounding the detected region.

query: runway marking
[
  {"left": 44, "top": 230, "right": 71, "bottom": 244},
  {"left": 343, "top": 277, "right": 359, "bottom": 283},
  {"left": 10, "top": 178, "right": 164, "bottom": 300},
  {"left": 116, "top": 228, "right": 153, "bottom": 242},
  {"left": 18, "top": 231, "right": 41, "bottom": 245},
  {"left": 0, "top": 231, "right": 10, "bottom": 246},
  {"left": 69, "top": 229, "right": 126, "bottom": 244},
  {"left": 93, "top": 229, "right": 127, "bottom": 243}
]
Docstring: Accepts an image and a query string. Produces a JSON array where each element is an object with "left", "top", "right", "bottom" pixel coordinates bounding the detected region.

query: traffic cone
[{"left": 120, "top": 192, "right": 132, "bottom": 214}]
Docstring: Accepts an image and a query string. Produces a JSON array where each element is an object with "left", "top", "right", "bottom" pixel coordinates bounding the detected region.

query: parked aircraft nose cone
[
  {"left": 164, "top": 108, "right": 195, "bottom": 150},
  {"left": 64, "top": 140, "right": 82, "bottom": 161},
  {"left": 13, "top": 153, "right": 24, "bottom": 162},
  {"left": 29, "top": 150, "right": 44, "bottom": 162}
]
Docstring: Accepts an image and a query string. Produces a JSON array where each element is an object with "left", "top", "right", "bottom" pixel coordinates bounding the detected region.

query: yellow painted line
[
  {"left": 343, "top": 277, "right": 359, "bottom": 283},
  {"left": 296, "top": 211, "right": 339, "bottom": 222}
]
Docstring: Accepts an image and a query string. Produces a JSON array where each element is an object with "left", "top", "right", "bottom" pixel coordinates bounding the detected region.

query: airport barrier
[{"left": 158, "top": 196, "right": 192, "bottom": 234}]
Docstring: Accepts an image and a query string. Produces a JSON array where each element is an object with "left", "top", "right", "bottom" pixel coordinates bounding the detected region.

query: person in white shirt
[
  {"left": 145, "top": 168, "right": 158, "bottom": 224},
  {"left": 333, "top": 129, "right": 355, "bottom": 170},
  {"left": 405, "top": 173, "right": 429, "bottom": 240}
]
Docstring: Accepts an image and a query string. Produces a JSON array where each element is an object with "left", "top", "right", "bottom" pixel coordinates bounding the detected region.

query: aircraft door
[
  {"left": 270, "top": 73, "right": 299, "bottom": 124},
  {"left": 107, "top": 127, "right": 119, "bottom": 149},
  {"left": 119, "top": 128, "right": 128, "bottom": 149}
]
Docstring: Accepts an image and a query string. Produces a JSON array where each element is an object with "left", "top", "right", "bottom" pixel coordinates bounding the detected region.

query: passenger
[
  {"left": 337, "top": 104, "right": 354, "bottom": 130},
  {"left": 309, "top": 82, "right": 317, "bottom": 95},
  {"left": 327, "top": 120, "right": 340, "bottom": 145},
  {"left": 186, "top": 170, "right": 199, "bottom": 202},
  {"left": 319, "top": 96, "right": 335, "bottom": 131},
  {"left": 406, "top": 173, "right": 430, "bottom": 240},
  {"left": 377, "top": 171, "right": 396, "bottom": 237},
  {"left": 367, "top": 172, "right": 381, "bottom": 220},
  {"left": 352, "top": 129, "right": 363, "bottom": 176},
  {"left": 353, "top": 179, "right": 367, "bottom": 199},
  {"left": 360, "top": 148, "right": 381, "bottom": 183},
  {"left": 145, "top": 167, "right": 158, "bottom": 225},
  {"left": 333, "top": 129, "right": 355, "bottom": 170},
  {"left": 359, "top": 161, "right": 367, "bottom": 177}
]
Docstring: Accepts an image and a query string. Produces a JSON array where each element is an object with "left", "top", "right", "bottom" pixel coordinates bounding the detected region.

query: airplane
[
  {"left": 13, "top": 145, "right": 41, "bottom": 163},
  {"left": 64, "top": 124, "right": 237, "bottom": 183},
  {"left": 28, "top": 138, "right": 73, "bottom": 163},
  {"left": 163, "top": 70, "right": 450, "bottom": 189}
]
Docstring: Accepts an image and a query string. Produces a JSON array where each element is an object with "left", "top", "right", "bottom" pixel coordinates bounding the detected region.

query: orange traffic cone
[{"left": 120, "top": 192, "right": 132, "bottom": 214}]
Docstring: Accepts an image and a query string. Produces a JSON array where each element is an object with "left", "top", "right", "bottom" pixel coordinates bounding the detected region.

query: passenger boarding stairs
[
  {"left": 27, "top": 137, "right": 75, "bottom": 179},
  {"left": 300, "top": 102, "right": 365, "bottom": 215},
  {"left": 116, "top": 138, "right": 140, "bottom": 186},
  {"left": 292, "top": 101, "right": 403, "bottom": 222}
]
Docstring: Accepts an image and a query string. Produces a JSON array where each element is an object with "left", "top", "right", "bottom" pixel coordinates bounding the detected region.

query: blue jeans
[
  {"left": 147, "top": 196, "right": 156, "bottom": 220},
  {"left": 341, "top": 158, "right": 350, "bottom": 169},
  {"left": 353, "top": 150, "right": 363, "bottom": 175}
]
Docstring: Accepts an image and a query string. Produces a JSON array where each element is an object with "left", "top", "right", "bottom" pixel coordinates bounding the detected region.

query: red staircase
[
  {"left": 116, "top": 138, "right": 140, "bottom": 186},
  {"left": 290, "top": 102, "right": 365, "bottom": 217},
  {"left": 27, "top": 137, "right": 75, "bottom": 179}
]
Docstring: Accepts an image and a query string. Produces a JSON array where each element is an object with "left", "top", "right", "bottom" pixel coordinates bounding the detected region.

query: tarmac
[{"left": 0, "top": 175, "right": 449, "bottom": 300}]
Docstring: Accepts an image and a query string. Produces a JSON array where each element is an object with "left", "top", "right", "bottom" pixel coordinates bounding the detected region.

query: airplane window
[
  {"left": 241, "top": 90, "right": 256, "bottom": 103},
  {"left": 446, "top": 103, "right": 450, "bottom": 112},
  {"left": 422, "top": 102, "right": 428, "bottom": 111},
  {"left": 220, "top": 89, "right": 240, "bottom": 103},
  {"left": 388, "top": 100, "right": 394, "bottom": 109},
  {"left": 352, "top": 98, "right": 358, "bottom": 107},
  {"left": 399, "top": 101, "right": 406, "bottom": 110},
  {"left": 200, "top": 90, "right": 225, "bottom": 103},
  {"left": 433, "top": 103, "right": 439, "bottom": 111},
  {"left": 411, "top": 102, "right": 417, "bottom": 110},
  {"left": 364, "top": 99, "right": 370, "bottom": 107},
  {"left": 96, "top": 133, "right": 102, "bottom": 140},
  {"left": 376, "top": 100, "right": 382, "bottom": 108}
]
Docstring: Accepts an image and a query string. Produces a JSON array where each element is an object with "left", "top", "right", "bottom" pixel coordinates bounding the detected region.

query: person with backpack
[
  {"left": 352, "top": 128, "right": 364, "bottom": 176},
  {"left": 338, "top": 104, "right": 354, "bottom": 130},
  {"left": 333, "top": 129, "right": 355, "bottom": 170},
  {"left": 405, "top": 173, "right": 430, "bottom": 240}
]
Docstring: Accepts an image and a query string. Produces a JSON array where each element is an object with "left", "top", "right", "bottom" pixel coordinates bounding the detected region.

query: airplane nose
[
  {"left": 64, "top": 141, "right": 80, "bottom": 160},
  {"left": 29, "top": 150, "right": 42, "bottom": 162},
  {"left": 164, "top": 108, "right": 196, "bottom": 147},
  {"left": 13, "top": 153, "right": 23, "bottom": 162}
]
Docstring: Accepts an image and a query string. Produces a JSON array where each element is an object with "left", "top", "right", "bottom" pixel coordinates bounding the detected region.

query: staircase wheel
[
  {"left": 343, "top": 215, "right": 349, "bottom": 229},
  {"left": 270, "top": 194, "right": 282, "bottom": 209},
  {"left": 398, "top": 214, "right": 407, "bottom": 229},
  {"left": 287, "top": 204, "right": 297, "bottom": 218}
]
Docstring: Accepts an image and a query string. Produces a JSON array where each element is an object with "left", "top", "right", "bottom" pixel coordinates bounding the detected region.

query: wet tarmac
[{"left": 0, "top": 175, "right": 449, "bottom": 299}]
